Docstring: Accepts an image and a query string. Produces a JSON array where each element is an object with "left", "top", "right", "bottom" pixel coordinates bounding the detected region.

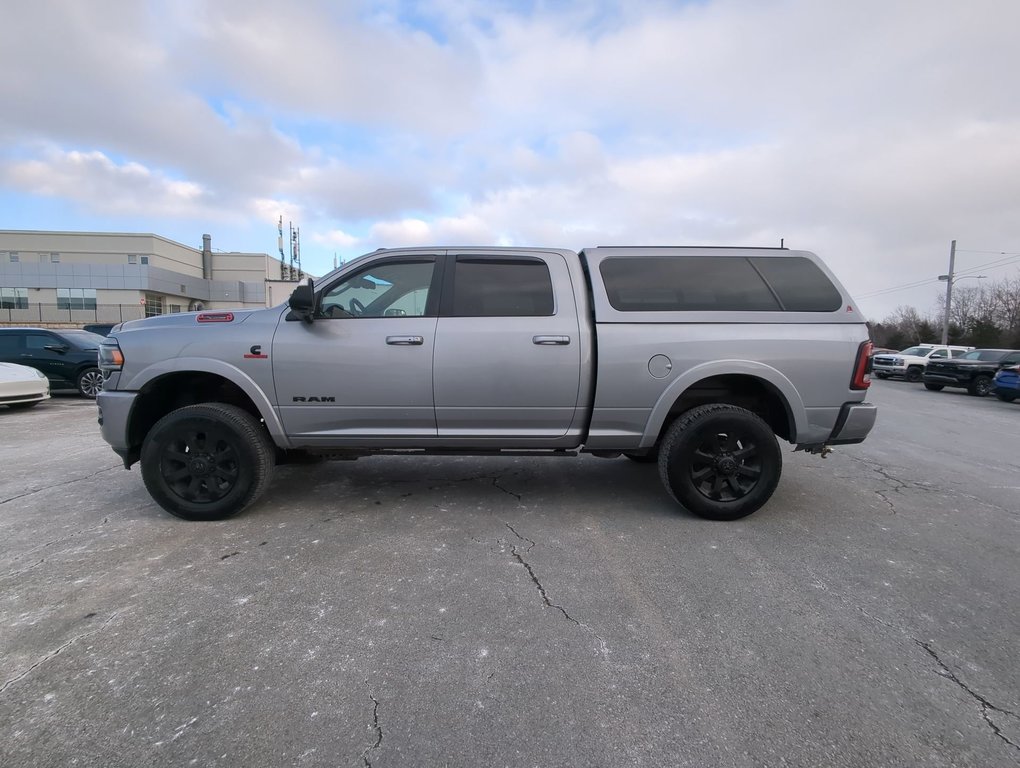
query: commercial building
[{"left": 0, "top": 230, "right": 307, "bottom": 327}]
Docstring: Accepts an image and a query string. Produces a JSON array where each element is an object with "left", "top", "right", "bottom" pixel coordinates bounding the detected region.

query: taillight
[
  {"left": 198, "top": 312, "right": 234, "bottom": 323},
  {"left": 851, "top": 340, "right": 873, "bottom": 390}
]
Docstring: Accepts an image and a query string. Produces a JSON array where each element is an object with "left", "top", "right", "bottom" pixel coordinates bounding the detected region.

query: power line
[{"left": 856, "top": 253, "right": 1020, "bottom": 300}]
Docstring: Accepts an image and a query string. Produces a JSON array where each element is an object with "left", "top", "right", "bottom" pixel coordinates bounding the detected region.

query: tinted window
[
  {"left": 57, "top": 330, "right": 105, "bottom": 349},
  {"left": 900, "top": 346, "right": 934, "bottom": 356},
  {"left": 748, "top": 257, "right": 842, "bottom": 311},
  {"left": 451, "top": 258, "right": 554, "bottom": 317},
  {"left": 0, "top": 333, "right": 21, "bottom": 355},
  {"left": 960, "top": 350, "right": 1008, "bottom": 362},
  {"left": 25, "top": 334, "right": 56, "bottom": 350},
  {"left": 600, "top": 257, "right": 780, "bottom": 312},
  {"left": 320, "top": 261, "right": 435, "bottom": 319}
]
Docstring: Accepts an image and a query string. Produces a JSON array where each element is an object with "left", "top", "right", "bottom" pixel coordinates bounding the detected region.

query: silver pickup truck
[{"left": 96, "top": 246, "right": 877, "bottom": 522}]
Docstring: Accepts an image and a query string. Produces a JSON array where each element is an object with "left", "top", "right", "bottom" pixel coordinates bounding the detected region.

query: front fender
[
  {"left": 641, "top": 359, "right": 807, "bottom": 446},
  {"left": 122, "top": 357, "right": 291, "bottom": 448}
]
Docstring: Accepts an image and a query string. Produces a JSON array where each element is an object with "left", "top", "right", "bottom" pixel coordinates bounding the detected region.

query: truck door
[
  {"left": 432, "top": 253, "right": 582, "bottom": 439},
  {"left": 272, "top": 256, "right": 442, "bottom": 442}
]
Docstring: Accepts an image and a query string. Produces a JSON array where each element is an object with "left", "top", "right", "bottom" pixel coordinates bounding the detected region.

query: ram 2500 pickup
[{"left": 96, "top": 246, "right": 877, "bottom": 522}]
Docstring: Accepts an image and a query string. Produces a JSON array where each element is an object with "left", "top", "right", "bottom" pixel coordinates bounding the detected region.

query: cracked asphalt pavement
[{"left": 1, "top": 383, "right": 1018, "bottom": 767}]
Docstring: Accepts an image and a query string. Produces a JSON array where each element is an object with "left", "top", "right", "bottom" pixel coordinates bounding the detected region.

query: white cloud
[{"left": 1, "top": 148, "right": 215, "bottom": 218}]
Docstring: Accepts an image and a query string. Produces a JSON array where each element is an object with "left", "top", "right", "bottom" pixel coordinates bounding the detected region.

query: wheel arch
[
  {"left": 124, "top": 360, "right": 289, "bottom": 459},
  {"left": 641, "top": 362, "right": 805, "bottom": 448}
]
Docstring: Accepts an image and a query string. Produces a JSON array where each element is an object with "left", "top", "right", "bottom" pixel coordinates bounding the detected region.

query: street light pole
[{"left": 940, "top": 240, "right": 956, "bottom": 345}]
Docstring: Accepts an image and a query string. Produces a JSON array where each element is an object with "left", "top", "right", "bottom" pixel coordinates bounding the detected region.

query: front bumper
[
  {"left": 872, "top": 363, "right": 906, "bottom": 376},
  {"left": 827, "top": 401, "right": 878, "bottom": 445},
  {"left": 96, "top": 390, "right": 138, "bottom": 453}
]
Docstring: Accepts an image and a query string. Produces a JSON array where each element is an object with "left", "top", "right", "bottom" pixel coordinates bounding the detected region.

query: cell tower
[{"left": 276, "top": 216, "right": 303, "bottom": 281}]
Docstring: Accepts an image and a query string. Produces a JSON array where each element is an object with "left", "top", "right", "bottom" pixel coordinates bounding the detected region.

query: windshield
[
  {"left": 59, "top": 330, "right": 106, "bottom": 349},
  {"left": 959, "top": 350, "right": 1006, "bottom": 361},
  {"left": 899, "top": 346, "right": 933, "bottom": 356}
]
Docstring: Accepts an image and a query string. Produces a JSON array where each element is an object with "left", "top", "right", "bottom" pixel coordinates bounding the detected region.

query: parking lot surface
[{"left": 1, "top": 382, "right": 1018, "bottom": 767}]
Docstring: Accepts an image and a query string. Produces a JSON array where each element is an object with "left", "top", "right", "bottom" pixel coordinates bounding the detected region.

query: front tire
[
  {"left": 967, "top": 375, "right": 992, "bottom": 397},
  {"left": 996, "top": 392, "right": 1017, "bottom": 402},
  {"left": 905, "top": 367, "right": 923, "bottom": 383},
  {"left": 924, "top": 383, "right": 944, "bottom": 391},
  {"left": 76, "top": 367, "right": 104, "bottom": 398},
  {"left": 657, "top": 404, "right": 782, "bottom": 521},
  {"left": 140, "top": 403, "right": 275, "bottom": 521}
]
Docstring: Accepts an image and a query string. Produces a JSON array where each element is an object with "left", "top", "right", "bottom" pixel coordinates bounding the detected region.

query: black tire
[
  {"left": 924, "top": 383, "right": 944, "bottom": 391},
  {"left": 76, "top": 367, "right": 104, "bottom": 398},
  {"left": 905, "top": 367, "right": 923, "bottom": 383},
  {"left": 996, "top": 392, "right": 1017, "bottom": 403},
  {"left": 140, "top": 403, "right": 275, "bottom": 521},
  {"left": 657, "top": 404, "right": 782, "bottom": 521},
  {"left": 967, "top": 375, "right": 992, "bottom": 397},
  {"left": 7, "top": 401, "right": 41, "bottom": 410},
  {"left": 624, "top": 450, "right": 659, "bottom": 464},
  {"left": 875, "top": 373, "right": 889, "bottom": 379}
]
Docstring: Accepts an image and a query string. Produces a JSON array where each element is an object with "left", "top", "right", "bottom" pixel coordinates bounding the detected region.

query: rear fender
[{"left": 641, "top": 360, "right": 807, "bottom": 446}]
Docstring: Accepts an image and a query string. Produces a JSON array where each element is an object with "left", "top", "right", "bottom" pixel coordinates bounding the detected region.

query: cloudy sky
[{"left": 2, "top": 0, "right": 1018, "bottom": 319}]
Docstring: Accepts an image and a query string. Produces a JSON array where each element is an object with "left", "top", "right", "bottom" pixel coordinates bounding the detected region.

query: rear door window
[{"left": 449, "top": 257, "right": 554, "bottom": 316}]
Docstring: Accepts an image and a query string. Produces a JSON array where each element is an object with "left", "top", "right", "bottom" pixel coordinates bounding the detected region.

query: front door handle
[
  {"left": 533, "top": 335, "right": 571, "bottom": 345},
  {"left": 386, "top": 335, "right": 424, "bottom": 346}
]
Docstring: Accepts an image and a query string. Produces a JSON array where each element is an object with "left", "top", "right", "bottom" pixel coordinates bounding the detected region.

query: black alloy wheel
[
  {"left": 968, "top": 375, "right": 992, "bottom": 397},
  {"left": 141, "top": 403, "right": 274, "bottom": 520},
  {"left": 76, "top": 367, "right": 104, "bottom": 398},
  {"left": 658, "top": 403, "right": 781, "bottom": 521}
]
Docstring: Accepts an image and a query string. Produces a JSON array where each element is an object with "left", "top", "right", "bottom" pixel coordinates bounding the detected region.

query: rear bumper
[{"left": 827, "top": 401, "right": 878, "bottom": 445}]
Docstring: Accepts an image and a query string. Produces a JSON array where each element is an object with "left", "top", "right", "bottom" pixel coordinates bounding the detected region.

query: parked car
[
  {"left": 872, "top": 344, "right": 973, "bottom": 382},
  {"left": 993, "top": 363, "right": 1020, "bottom": 402},
  {"left": 0, "top": 328, "right": 105, "bottom": 398},
  {"left": 0, "top": 361, "right": 50, "bottom": 409},
  {"left": 82, "top": 323, "right": 116, "bottom": 336},
  {"left": 922, "top": 349, "right": 1020, "bottom": 396}
]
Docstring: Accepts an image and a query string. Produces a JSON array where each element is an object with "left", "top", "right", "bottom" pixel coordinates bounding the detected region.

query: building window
[
  {"left": 168, "top": 304, "right": 182, "bottom": 314},
  {"left": 8, "top": 252, "right": 19, "bottom": 263},
  {"left": 141, "top": 256, "right": 149, "bottom": 265},
  {"left": 144, "top": 294, "right": 163, "bottom": 317},
  {"left": 1, "top": 287, "right": 29, "bottom": 309},
  {"left": 56, "top": 288, "right": 97, "bottom": 310},
  {"left": 50, "top": 253, "right": 60, "bottom": 263},
  {"left": 128, "top": 255, "right": 138, "bottom": 264}
]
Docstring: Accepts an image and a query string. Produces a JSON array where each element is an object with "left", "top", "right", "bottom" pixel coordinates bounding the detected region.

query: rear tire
[
  {"left": 967, "top": 375, "right": 992, "bottom": 397},
  {"left": 924, "top": 383, "right": 944, "bottom": 391},
  {"left": 657, "top": 404, "right": 782, "bottom": 521},
  {"left": 141, "top": 403, "right": 275, "bottom": 521},
  {"left": 905, "top": 367, "right": 923, "bottom": 383}
]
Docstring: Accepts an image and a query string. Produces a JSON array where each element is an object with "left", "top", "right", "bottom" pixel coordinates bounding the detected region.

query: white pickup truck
[{"left": 871, "top": 344, "right": 973, "bottom": 382}]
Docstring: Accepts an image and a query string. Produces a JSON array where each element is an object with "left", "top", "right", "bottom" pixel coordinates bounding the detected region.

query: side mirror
[{"left": 288, "top": 278, "right": 316, "bottom": 323}]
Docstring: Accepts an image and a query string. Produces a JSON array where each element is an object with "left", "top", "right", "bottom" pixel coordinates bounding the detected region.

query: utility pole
[{"left": 939, "top": 240, "right": 956, "bottom": 345}]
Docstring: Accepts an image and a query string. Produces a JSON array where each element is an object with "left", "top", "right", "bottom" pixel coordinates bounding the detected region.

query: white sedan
[{"left": 0, "top": 362, "right": 50, "bottom": 410}]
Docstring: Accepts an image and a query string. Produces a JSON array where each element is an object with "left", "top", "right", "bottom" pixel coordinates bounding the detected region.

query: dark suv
[
  {"left": 923, "top": 348, "right": 1020, "bottom": 397},
  {"left": 0, "top": 328, "right": 105, "bottom": 397}
]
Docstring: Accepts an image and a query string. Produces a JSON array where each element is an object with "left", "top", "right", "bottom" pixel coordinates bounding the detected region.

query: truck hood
[{"left": 117, "top": 308, "right": 267, "bottom": 331}]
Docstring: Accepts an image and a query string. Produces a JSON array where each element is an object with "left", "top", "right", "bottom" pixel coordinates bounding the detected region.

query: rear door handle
[
  {"left": 386, "top": 335, "right": 424, "bottom": 346},
  {"left": 533, "top": 335, "right": 571, "bottom": 345}
]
